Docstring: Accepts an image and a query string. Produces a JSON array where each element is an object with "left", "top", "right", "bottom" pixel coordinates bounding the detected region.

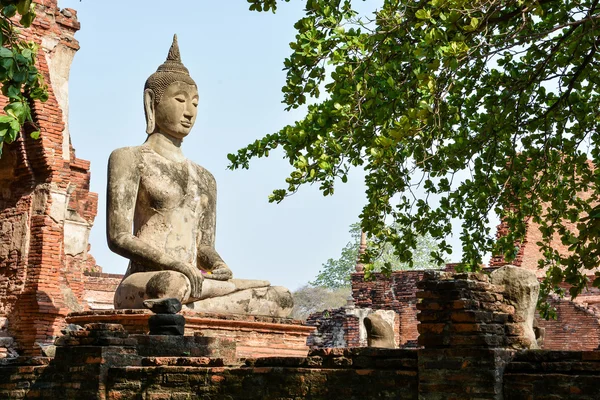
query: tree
[
  {"left": 311, "top": 222, "right": 443, "bottom": 289},
  {"left": 229, "top": 0, "right": 600, "bottom": 316},
  {"left": 290, "top": 285, "right": 350, "bottom": 320},
  {"left": 0, "top": 1, "right": 49, "bottom": 157}
]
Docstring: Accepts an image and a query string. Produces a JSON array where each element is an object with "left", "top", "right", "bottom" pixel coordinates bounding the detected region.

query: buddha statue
[{"left": 108, "top": 35, "right": 292, "bottom": 317}]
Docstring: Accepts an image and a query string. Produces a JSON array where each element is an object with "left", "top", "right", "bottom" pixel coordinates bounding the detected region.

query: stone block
[{"left": 148, "top": 314, "right": 185, "bottom": 335}]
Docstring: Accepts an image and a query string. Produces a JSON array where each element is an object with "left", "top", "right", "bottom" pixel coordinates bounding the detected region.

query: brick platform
[
  {"left": 5, "top": 272, "right": 600, "bottom": 399},
  {"left": 66, "top": 310, "right": 315, "bottom": 359},
  {"left": 0, "top": 345, "right": 419, "bottom": 400}
]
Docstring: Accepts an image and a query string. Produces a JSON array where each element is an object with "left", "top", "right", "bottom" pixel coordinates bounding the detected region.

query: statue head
[{"left": 144, "top": 35, "right": 199, "bottom": 139}]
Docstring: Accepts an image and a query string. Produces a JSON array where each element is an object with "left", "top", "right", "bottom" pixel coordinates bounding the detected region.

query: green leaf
[
  {"left": 415, "top": 9, "right": 431, "bottom": 20},
  {"left": 21, "top": 49, "right": 32, "bottom": 60},
  {"left": 20, "top": 11, "right": 35, "bottom": 27},
  {"left": 0, "top": 115, "right": 14, "bottom": 124},
  {"left": 29, "top": 130, "right": 39, "bottom": 139},
  {"left": 9, "top": 118, "right": 20, "bottom": 132},
  {"left": 0, "top": 47, "right": 13, "bottom": 58},
  {"left": 2, "top": 5, "right": 17, "bottom": 18},
  {"left": 12, "top": 70, "right": 26, "bottom": 83},
  {"left": 16, "top": 0, "right": 32, "bottom": 15},
  {"left": 5, "top": 101, "right": 28, "bottom": 124},
  {"left": 5, "top": 85, "right": 20, "bottom": 99},
  {"left": 0, "top": 56, "right": 13, "bottom": 70}
]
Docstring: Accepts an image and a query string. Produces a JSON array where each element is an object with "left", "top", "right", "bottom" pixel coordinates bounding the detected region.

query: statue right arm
[{"left": 106, "top": 148, "right": 203, "bottom": 297}]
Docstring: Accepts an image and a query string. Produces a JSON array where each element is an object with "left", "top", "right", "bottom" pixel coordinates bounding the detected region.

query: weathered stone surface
[
  {"left": 134, "top": 335, "right": 236, "bottom": 363},
  {"left": 188, "top": 285, "right": 293, "bottom": 318},
  {"left": 490, "top": 265, "right": 540, "bottom": 349},
  {"left": 364, "top": 313, "right": 395, "bottom": 348},
  {"left": 148, "top": 314, "right": 185, "bottom": 335},
  {"left": 108, "top": 36, "right": 292, "bottom": 317},
  {"left": 143, "top": 297, "right": 182, "bottom": 314}
]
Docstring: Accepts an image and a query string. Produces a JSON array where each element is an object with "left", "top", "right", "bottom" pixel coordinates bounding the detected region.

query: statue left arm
[{"left": 196, "top": 170, "right": 232, "bottom": 281}]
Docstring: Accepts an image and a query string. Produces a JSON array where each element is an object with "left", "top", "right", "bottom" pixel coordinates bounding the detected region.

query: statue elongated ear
[{"left": 144, "top": 88, "right": 156, "bottom": 134}]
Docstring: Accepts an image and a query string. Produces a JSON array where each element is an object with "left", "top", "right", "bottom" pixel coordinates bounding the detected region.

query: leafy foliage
[
  {"left": 232, "top": 0, "right": 600, "bottom": 317},
  {"left": 290, "top": 285, "right": 350, "bottom": 320},
  {"left": 311, "top": 222, "right": 443, "bottom": 289},
  {"left": 0, "top": 0, "right": 48, "bottom": 157}
]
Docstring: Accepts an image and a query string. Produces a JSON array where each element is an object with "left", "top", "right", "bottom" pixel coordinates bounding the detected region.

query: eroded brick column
[
  {"left": 416, "top": 271, "right": 515, "bottom": 400},
  {"left": 0, "top": 1, "right": 98, "bottom": 356}
]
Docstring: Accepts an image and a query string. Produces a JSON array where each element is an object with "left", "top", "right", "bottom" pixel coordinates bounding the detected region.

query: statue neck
[{"left": 145, "top": 132, "right": 186, "bottom": 163}]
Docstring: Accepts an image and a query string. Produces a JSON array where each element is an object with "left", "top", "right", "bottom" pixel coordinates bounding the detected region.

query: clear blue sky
[{"left": 57, "top": 0, "right": 383, "bottom": 291}]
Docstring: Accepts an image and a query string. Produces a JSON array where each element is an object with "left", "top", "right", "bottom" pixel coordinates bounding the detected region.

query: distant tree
[
  {"left": 310, "top": 222, "right": 443, "bottom": 289},
  {"left": 290, "top": 285, "right": 350, "bottom": 320}
]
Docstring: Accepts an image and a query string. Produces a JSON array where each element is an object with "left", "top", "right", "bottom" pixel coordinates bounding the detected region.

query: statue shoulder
[
  {"left": 189, "top": 161, "right": 217, "bottom": 187},
  {"left": 109, "top": 146, "right": 143, "bottom": 161},
  {"left": 108, "top": 146, "right": 144, "bottom": 173}
]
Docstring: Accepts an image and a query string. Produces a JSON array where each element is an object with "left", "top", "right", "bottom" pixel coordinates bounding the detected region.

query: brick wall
[
  {"left": 0, "top": 1, "right": 98, "bottom": 355},
  {"left": 82, "top": 272, "right": 122, "bottom": 310},
  {"left": 416, "top": 271, "right": 523, "bottom": 399},
  {"left": 504, "top": 351, "right": 600, "bottom": 399},
  {"left": 349, "top": 268, "right": 600, "bottom": 351},
  {"left": 107, "top": 349, "right": 418, "bottom": 400},
  {"left": 489, "top": 188, "right": 598, "bottom": 278},
  {"left": 536, "top": 295, "right": 600, "bottom": 351},
  {"left": 305, "top": 308, "right": 360, "bottom": 348},
  {"left": 352, "top": 270, "right": 423, "bottom": 346},
  {"left": 0, "top": 343, "right": 419, "bottom": 400},
  {"left": 5, "top": 271, "right": 600, "bottom": 398}
]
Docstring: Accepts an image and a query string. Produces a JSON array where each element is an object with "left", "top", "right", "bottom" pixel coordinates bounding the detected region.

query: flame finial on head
[
  {"left": 144, "top": 34, "right": 196, "bottom": 108},
  {"left": 167, "top": 34, "right": 181, "bottom": 62},
  {"left": 156, "top": 34, "right": 190, "bottom": 75}
]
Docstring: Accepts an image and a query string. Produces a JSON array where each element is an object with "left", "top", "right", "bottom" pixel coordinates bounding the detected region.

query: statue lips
[{"left": 181, "top": 120, "right": 192, "bottom": 128}]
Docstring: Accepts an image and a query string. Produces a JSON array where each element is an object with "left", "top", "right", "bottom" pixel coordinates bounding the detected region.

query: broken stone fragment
[
  {"left": 364, "top": 314, "right": 395, "bottom": 348},
  {"left": 61, "top": 323, "right": 83, "bottom": 335},
  {"left": 38, "top": 344, "right": 56, "bottom": 357},
  {"left": 490, "top": 265, "right": 540, "bottom": 349},
  {"left": 143, "top": 298, "right": 183, "bottom": 314}
]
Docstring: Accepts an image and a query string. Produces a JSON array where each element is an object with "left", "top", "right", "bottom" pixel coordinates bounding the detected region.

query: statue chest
[{"left": 136, "top": 156, "right": 209, "bottom": 218}]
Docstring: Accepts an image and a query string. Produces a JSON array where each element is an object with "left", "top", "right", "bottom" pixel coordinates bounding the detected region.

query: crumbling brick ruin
[
  {"left": 3, "top": 2, "right": 600, "bottom": 399},
  {"left": 3, "top": 271, "right": 600, "bottom": 399},
  {"left": 0, "top": 0, "right": 97, "bottom": 356},
  {"left": 307, "top": 263, "right": 600, "bottom": 351}
]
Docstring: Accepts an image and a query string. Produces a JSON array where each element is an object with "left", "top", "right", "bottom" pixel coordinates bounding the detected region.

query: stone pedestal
[{"left": 66, "top": 310, "right": 315, "bottom": 359}]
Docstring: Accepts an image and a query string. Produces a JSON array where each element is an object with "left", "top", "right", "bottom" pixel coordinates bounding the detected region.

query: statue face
[{"left": 154, "top": 81, "right": 199, "bottom": 139}]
